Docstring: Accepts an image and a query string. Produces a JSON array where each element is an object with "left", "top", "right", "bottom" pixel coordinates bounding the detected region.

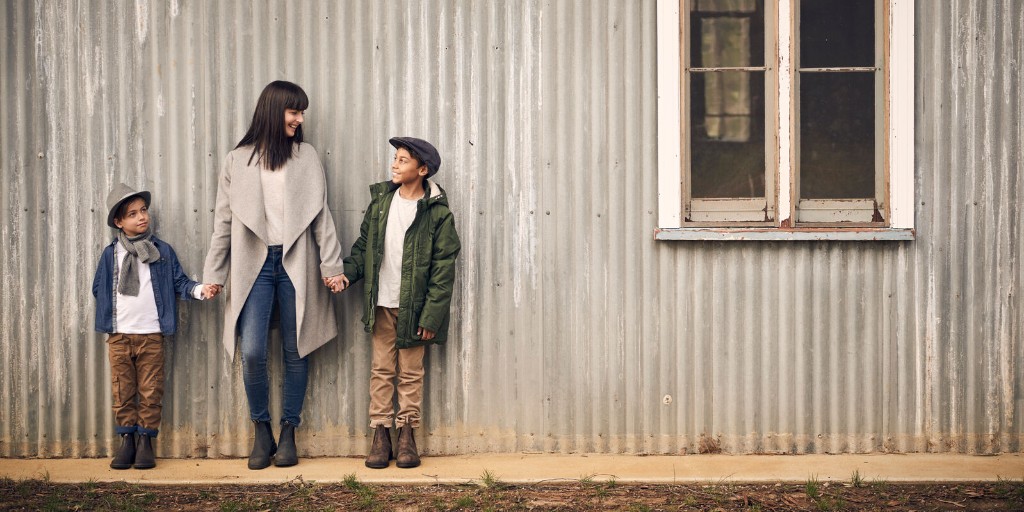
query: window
[{"left": 656, "top": 0, "right": 915, "bottom": 240}]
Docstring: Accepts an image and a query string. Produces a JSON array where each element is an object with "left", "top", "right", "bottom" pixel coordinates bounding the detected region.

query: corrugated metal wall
[{"left": 1, "top": 0, "right": 1021, "bottom": 458}]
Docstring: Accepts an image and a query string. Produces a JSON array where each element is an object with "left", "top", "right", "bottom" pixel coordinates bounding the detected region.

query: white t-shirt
[
  {"left": 260, "top": 163, "right": 287, "bottom": 245},
  {"left": 113, "top": 242, "right": 160, "bottom": 334},
  {"left": 376, "top": 193, "right": 420, "bottom": 308},
  {"left": 113, "top": 241, "right": 204, "bottom": 333}
]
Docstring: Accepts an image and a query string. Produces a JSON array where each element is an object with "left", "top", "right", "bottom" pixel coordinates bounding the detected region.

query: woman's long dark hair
[{"left": 236, "top": 81, "right": 309, "bottom": 170}]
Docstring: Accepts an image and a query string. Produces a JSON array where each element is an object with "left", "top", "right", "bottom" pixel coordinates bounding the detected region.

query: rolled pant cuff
[
  {"left": 369, "top": 419, "right": 393, "bottom": 429},
  {"left": 115, "top": 425, "right": 138, "bottom": 435},
  {"left": 137, "top": 426, "right": 159, "bottom": 437}
]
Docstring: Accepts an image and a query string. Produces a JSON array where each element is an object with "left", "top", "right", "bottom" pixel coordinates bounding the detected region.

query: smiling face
[
  {"left": 114, "top": 197, "right": 150, "bottom": 237},
  {"left": 391, "top": 147, "right": 428, "bottom": 188},
  {"left": 284, "top": 108, "right": 304, "bottom": 138}
]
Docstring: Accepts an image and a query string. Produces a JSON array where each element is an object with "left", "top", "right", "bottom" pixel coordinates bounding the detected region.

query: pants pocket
[{"left": 111, "top": 375, "right": 125, "bottom": 405}]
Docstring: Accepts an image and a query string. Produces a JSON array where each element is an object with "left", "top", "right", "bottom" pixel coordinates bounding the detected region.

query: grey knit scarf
[{"left": 117, "top": 230, "right": 159, "bottom": 296}]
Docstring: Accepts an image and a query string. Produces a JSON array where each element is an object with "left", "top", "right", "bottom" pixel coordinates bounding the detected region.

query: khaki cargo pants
[{"left": 107, "top": 333, "right": 164, "bottom": 433}]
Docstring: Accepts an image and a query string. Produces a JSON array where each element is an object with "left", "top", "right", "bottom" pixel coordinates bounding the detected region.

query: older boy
[
  {"left": 93, "top": 183, "right": 218, "bottom": 469},
  {"left": 340, "top": 137, "right": 461, "bottom": 469}
]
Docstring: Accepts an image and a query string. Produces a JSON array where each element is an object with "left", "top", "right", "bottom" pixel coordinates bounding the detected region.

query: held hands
[
  {"left": 201, "top": 284, "right": 223, "bottom": 299},
  {"left": 323, "top": 274, "right": 349, "bottom": 293},
  {"left": 202, "top": 284, "right": 223, "bottom": 299}
]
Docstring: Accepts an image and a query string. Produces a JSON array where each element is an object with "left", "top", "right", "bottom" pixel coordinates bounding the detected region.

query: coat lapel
[
  {"left": 283, "top": 144, "right": 325, "bottom": 251},
  {"left": 231, "top": 151, "right": 268, "bottom": 243}
]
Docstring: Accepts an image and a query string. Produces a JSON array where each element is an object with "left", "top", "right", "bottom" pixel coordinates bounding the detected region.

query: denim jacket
[{"left": 93, "top": 235, "right": 200, "bottom": 335}]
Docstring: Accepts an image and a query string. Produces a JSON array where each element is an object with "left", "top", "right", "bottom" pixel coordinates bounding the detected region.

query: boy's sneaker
[
  {"left": 133, "top": 434, "right": 156, "bottom": 469},
  {"left": 110, "top": 433, "right": 136, "bottom": 470}
]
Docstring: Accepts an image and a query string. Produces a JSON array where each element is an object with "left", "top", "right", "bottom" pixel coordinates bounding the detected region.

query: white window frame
[{"left": 656, "top": 0, "right": 915, "bottom": 241}]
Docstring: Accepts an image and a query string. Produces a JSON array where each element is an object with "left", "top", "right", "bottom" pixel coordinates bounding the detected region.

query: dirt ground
[{"left": 2, "top": 475, "right": 1023, "bottom": 511}]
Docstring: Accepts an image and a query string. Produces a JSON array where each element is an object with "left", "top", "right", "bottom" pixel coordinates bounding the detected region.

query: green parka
[{"left": 343, "top": 179, "right": 461, "bottom": 348}]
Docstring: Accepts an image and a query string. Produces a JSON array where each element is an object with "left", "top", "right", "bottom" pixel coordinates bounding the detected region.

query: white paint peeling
[
  {"left": 189, "top": 85, "right": 196, "bottom": 145},
  {"left": 83, "top": 47, "right": 102, "bottom": 116},
  {"left": 170, "top": 0, "right": 179, "bottom": 18},
  {"left": 135, "top": 0, "right": 149, "bottom": 44},
  {"left": 507, "top": 2, "right": 538, "bottom": 307},
  {"left": 157, "top": 91, "right": 165, "bottom": 117}
]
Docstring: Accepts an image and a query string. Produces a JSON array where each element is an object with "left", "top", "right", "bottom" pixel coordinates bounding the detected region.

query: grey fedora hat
[{"left": 106, "top": 183, "right": 151, "bottom": 228}]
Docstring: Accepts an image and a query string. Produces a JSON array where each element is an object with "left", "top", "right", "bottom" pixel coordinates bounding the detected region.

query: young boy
[
  {"left": 341, "top": 137, "right": 461, "bottom": 469},
  {"left": 92, "top": 183, "right": 218, "bottom": 470}
]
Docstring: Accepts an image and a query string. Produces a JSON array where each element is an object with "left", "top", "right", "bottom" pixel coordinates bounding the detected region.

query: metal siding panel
[{"left": 1, "top": 0, "right": 1022, "bottom": 458}]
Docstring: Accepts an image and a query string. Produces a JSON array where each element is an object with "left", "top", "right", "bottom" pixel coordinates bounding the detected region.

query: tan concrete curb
[{"left": 1, "top": 454, "right": 1022, "bottom": 485}]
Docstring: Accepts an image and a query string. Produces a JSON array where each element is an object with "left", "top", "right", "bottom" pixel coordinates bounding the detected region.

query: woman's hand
[
  {"left": 323, "top": 274, "right": 349, "bottom": 293},
  {"left": 417, "top": 327, "right": 435, "bottom": 341},
  {"left": 202, "top": 284, "right": 223, "bottom": 299}
]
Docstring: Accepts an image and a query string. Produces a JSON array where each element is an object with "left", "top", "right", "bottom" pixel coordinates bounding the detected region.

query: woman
[{"left": 203, "top": 81, "right": 347, "bottom": 470}]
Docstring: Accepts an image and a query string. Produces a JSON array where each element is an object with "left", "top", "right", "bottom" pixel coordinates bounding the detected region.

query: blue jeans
[{"left": 239, "top": 246, "right": 307, "bottom": 425}]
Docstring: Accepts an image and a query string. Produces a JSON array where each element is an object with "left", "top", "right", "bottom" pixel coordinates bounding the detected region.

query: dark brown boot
[
  {"left": 395, "top": 424, "right": 420, "bottom": 468},
  {"left": 365, "top": 426, "right": 392, "bottom": 469}
]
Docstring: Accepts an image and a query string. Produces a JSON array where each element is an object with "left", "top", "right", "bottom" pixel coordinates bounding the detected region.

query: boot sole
[
  {"left": 109, "top": 463, "right": 133, "bottom": 470},
  {"left": 364, "top": 460, "right": 390, "bottom": 469},
  {"left": 133, "top": 463, "right": 155, "bottom": 470},
  {"left": 274, "top": 460, "right": 298, "bottom": 467},
  {"left": 396, "top": 460, "right": 420, "bottom": 468}
]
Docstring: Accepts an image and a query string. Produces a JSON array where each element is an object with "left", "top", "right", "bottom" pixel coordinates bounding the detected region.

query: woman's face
[{"left": 284, "top": 108, "right": 304, "bottom": 138}]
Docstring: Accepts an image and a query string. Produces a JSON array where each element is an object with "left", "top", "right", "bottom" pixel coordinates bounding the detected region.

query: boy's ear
[
  {"left": 113, "top": 218, "right": 123, "bottom": 229},
  {"left": 418, "top": 165, "right": 429, "bottom": 177}
]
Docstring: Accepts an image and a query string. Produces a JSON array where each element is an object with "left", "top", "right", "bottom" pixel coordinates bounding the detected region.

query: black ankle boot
[
  {"left": 134, "top": 434, "right": 156, "bottom": 469},
  {"left": 248, "top": 420, "right": 277, "bottom": 470},
  {"left": 274, "top": 423, "right": 298, "bottom": 467},
  {"left": 110, "top": 433, "right": 136, "bottom": 470}
]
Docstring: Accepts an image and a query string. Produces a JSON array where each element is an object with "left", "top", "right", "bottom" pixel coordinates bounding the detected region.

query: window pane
[
  {"left": 690, "top": 0, "right": 764, "bottom": 68},
  {"left": 696, "top": 0, "right": 757, "bottom": 12},
  {"left": 799, "top": 72, "right": 874, "bottom": 199},
  {"left": 800, "top": 0, "right": 874, "bottom": 68},
  {"left": 691, "top": 72, "right": 766, "bottom": 198}
]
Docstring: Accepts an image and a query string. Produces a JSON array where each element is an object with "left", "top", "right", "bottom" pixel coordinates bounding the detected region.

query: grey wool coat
[{"left": 203, "top": 143, "right": 345, "bottom": 359}]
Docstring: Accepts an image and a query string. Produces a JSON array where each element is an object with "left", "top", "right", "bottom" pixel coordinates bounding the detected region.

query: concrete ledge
[{"left": 2, "top": 454, "right": 1022, "bottom": 485}]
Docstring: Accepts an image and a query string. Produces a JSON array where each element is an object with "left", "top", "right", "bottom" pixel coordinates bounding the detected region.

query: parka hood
[{"left": 370, "top": 179, "right": 449, "bottom": 208}]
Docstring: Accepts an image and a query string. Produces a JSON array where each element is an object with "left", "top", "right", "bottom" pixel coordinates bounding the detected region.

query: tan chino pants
[{"left": 369, "top": 307, "right": 425, "bottom": 429}]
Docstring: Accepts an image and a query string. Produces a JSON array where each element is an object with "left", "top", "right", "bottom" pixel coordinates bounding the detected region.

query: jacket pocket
[{"left": 409, "top": 300, "right": 426, "bottom": 339}]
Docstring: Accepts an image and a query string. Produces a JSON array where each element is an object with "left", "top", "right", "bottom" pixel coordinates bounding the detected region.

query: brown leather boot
[
  {"left": 395, "top": 424, "right": 420, "bottom": 468},
  {"left": 365, "top": 426, "right": 392, "bottom": 469}
]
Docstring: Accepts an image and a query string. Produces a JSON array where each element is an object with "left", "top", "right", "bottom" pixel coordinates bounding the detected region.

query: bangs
[{"left": 284, "top": 87, "right": 309, "bottom": 111}]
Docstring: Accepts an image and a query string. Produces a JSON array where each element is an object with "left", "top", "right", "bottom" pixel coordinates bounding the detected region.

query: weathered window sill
[{"left": 654, "top": 227, "right": 915, "bottom": 241}]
